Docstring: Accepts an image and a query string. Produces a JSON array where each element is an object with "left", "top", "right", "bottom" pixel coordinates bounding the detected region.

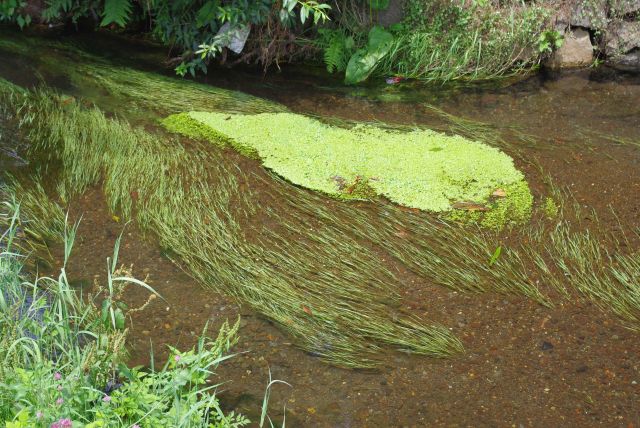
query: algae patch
[{"left": 164, "top": 111, "right": 532, "bottom": 224}]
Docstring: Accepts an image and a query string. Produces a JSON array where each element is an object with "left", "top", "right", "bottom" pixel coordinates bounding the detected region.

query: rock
[
  {"left": 376, "top": 0, "right": 404, "bottom": 27},
  {"left": 608, "top": 49, "right": 640, "bottom": 70},
  {"left": 546, "top": 28, "right": 594, "bottom": 69},
  {"left": 612, "top": 0, "right": 640, "bottom": 15},
  {"left": 541, "top": 341, "right": 554, "bottom": 351},
  {"left": 605, "top": 21, "right": 640, "bottom": 56},
  {"left": 571, "top": 0, "right": 608, "bottom": 29}
]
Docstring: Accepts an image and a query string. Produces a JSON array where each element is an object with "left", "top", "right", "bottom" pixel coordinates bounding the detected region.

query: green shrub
[
  {"left": 1, "top": 0, "right": 330, "bottom": 76},
  {"left": 0, "top": 202, "right": 248, "bottom": 427}
]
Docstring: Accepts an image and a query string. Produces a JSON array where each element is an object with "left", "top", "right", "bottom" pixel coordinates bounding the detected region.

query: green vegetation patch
[{"left": 163, "top": 111, "right": 532, "bottom": 224}]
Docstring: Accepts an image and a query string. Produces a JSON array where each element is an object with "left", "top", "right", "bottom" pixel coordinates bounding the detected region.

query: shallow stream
[{"left": 1, "top": 31, "right": 639, "bottom": 426}]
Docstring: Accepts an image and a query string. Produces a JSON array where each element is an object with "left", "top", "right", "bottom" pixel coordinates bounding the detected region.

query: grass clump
[
  {"left": 378, "top": 0, "right": 552, "bottom": 82},
  {"left": 0, "top": 178, "right": 66, "bottom": 253},
  {"left": 0, "top": 205, "right": 250, "bottom": 427},
  {"left": 162, "top": 111, "right": 532, "bottom": 227}
]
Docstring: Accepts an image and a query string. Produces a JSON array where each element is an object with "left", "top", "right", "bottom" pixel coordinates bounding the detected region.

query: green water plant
[
  {"left": 2, "top": 82, "right": 464, "bottom": 368},
  {"left": 0, "top": 35, "right": 286, "bottom": 119},
  {"left": 162, "top": 110, "right": 533, "bottom": 225},
  {"left": 0, "top": 178, "right": 66, "bottom": 253}
]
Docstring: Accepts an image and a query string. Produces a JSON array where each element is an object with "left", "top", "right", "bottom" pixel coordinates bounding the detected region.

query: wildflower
[
  {"left": 36, "top": 411, "right": 43, "bottom": 419},
  {"left": 174, "top": 354, "right": 181, "bottom": 362},
  {"left": 102, "top": 395, "right": 111, "bottom": 403},
  {"left": 54, "top": 372, "right": 62, "bottom": 381},
  {"left": 132, "top": 425, "right": 141, "bottom": 428},
  {"left": 57, "top": 385, "right": 63, "bottom": 391},
  {"left": 56, "top": 397, "right": 64, "bottom": 406},
  {"left": 51, "top": 418, "right": 72, "bottom": 428}
]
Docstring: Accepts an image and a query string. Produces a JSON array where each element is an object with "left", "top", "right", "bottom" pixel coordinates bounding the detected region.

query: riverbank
[{"left": 3, "top": 0, "right": 639, "bottom": 84}]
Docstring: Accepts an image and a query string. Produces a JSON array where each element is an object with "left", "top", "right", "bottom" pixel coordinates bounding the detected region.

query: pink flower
[
  {"left": 50, "top": 418, "right": 72, "bottom": 428},
  {"left": 102, "top": 395, "right": 111, "bottom": 403},
  {"left": 56, "top": 397, "right": 64, "bottom": 406},
  {"left": 174, "top": 354, "right": 181, "bottom": 362},
  {"left": 54, "top": 372, "right": 62, "bottom": 381},
  {"left": 36, "top": 411, "right": 43, "bottom": 419},
  {"left": 132, "top": 425, "right": 140, "bottom": 428}
]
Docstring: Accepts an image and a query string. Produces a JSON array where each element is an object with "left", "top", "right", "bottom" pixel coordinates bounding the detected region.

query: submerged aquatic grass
[
  {"left": 0, "top": 34, "right": 286, "bottom": 118},
  {"left": 2, "top": 83, "right": 464, "bottom": 367},
  {"left": 0, "top": 177, "right": 66, "bottom": 255},
  {"left": 0, "top": 36, "right": 638, "bottom": 366}
]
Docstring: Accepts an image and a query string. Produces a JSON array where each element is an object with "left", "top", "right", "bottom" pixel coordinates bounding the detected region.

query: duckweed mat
[{"left": 162, "top": 111, "right": 532, "bottom": 227}]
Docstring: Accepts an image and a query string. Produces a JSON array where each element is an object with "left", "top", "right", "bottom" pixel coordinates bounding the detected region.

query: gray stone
[
  {"left": 571, "top": 0, "right": 608, "bottom": 29},
  {"left": 376, "top": 0, "right": 404, "bottom": 27},
  {"left": 611, "top": 0, "right": 640, "bottom": 15},
  {"left": 607, "top": 49, "right": 640, "bottom": 70},
  {"left": 546, "top": 28, "right": 594, "bottom": 69},
  {"left": 605, "top": 21, "right": 640, "bottom": 56}
]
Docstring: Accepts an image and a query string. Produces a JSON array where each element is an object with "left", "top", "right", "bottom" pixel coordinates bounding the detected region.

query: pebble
[{"left": 541, "top": 341, "right": 554, "bottom": 351}]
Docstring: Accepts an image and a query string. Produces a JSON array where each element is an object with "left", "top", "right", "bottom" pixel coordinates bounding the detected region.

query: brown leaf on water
[
  {"left": 492, "top": 188, "right": 507, "bottom": 198},
  {"left": 451, "top": 201, "right": 489, "bottom": 212},
  {"left": 301, "top": 305, "right": 313, "bottom": 315}
]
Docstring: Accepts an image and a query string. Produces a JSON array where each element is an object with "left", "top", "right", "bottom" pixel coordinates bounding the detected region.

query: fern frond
[
  {"left": 42, "top": 0, "right": 74, "bottom": 20},
  {"left": 100, "top": 0, "right": 132, "bottom": 27},
  {"left": 320, "top": 30, "right": 354, "bottom": 74},
  {"left": 324, "top": 37, "right": 345, "bottom": 73}
]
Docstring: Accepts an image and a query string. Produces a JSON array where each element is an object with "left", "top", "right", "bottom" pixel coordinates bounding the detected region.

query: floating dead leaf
[
  {"left": 301, "top": 305, "right": 313, "bottom": 316},
  {"left": 451, "top": 201, "right": 489, "bottom": 212},
  {"left": 492, "top": 188, "right": 507, "bottom": 198}
]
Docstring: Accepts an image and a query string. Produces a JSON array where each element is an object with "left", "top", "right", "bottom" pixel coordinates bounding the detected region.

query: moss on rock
[{"left": 162, "top": 111, "right": 533, "bottom": 226}]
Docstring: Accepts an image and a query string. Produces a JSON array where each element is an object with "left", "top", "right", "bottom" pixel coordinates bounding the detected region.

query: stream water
[{"left": 0, "top": 31, "right": 639, "bottom": 426}]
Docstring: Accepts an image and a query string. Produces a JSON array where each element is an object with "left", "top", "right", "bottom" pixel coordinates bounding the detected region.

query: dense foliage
[
  {"left": 0, "top": 0, "right": 330, "bottom": 76},
  {"left": 0, "top": 0, "right": 559, "bottom": 81},
  {"left": 317, "top": 0, "right": 554, "bottom": 82},
  {"left": 0, "top": 201, "right": 250, "bottom": 427}
]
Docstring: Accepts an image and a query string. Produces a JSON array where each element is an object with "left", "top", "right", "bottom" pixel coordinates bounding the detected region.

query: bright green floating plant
[{"left": 162, "top": 111, "right": 533, "bottom": 226}]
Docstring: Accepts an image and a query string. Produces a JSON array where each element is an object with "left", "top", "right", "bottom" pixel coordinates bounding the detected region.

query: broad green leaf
[
  {"left": 114, "top": 308, "right": 125, "bottom": 330},
  {"left": 196, "top": 1, "right": 219, "bottom": 28},
  {"left": 344, "top": 26, "right": 393, "bottom": 84}
]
